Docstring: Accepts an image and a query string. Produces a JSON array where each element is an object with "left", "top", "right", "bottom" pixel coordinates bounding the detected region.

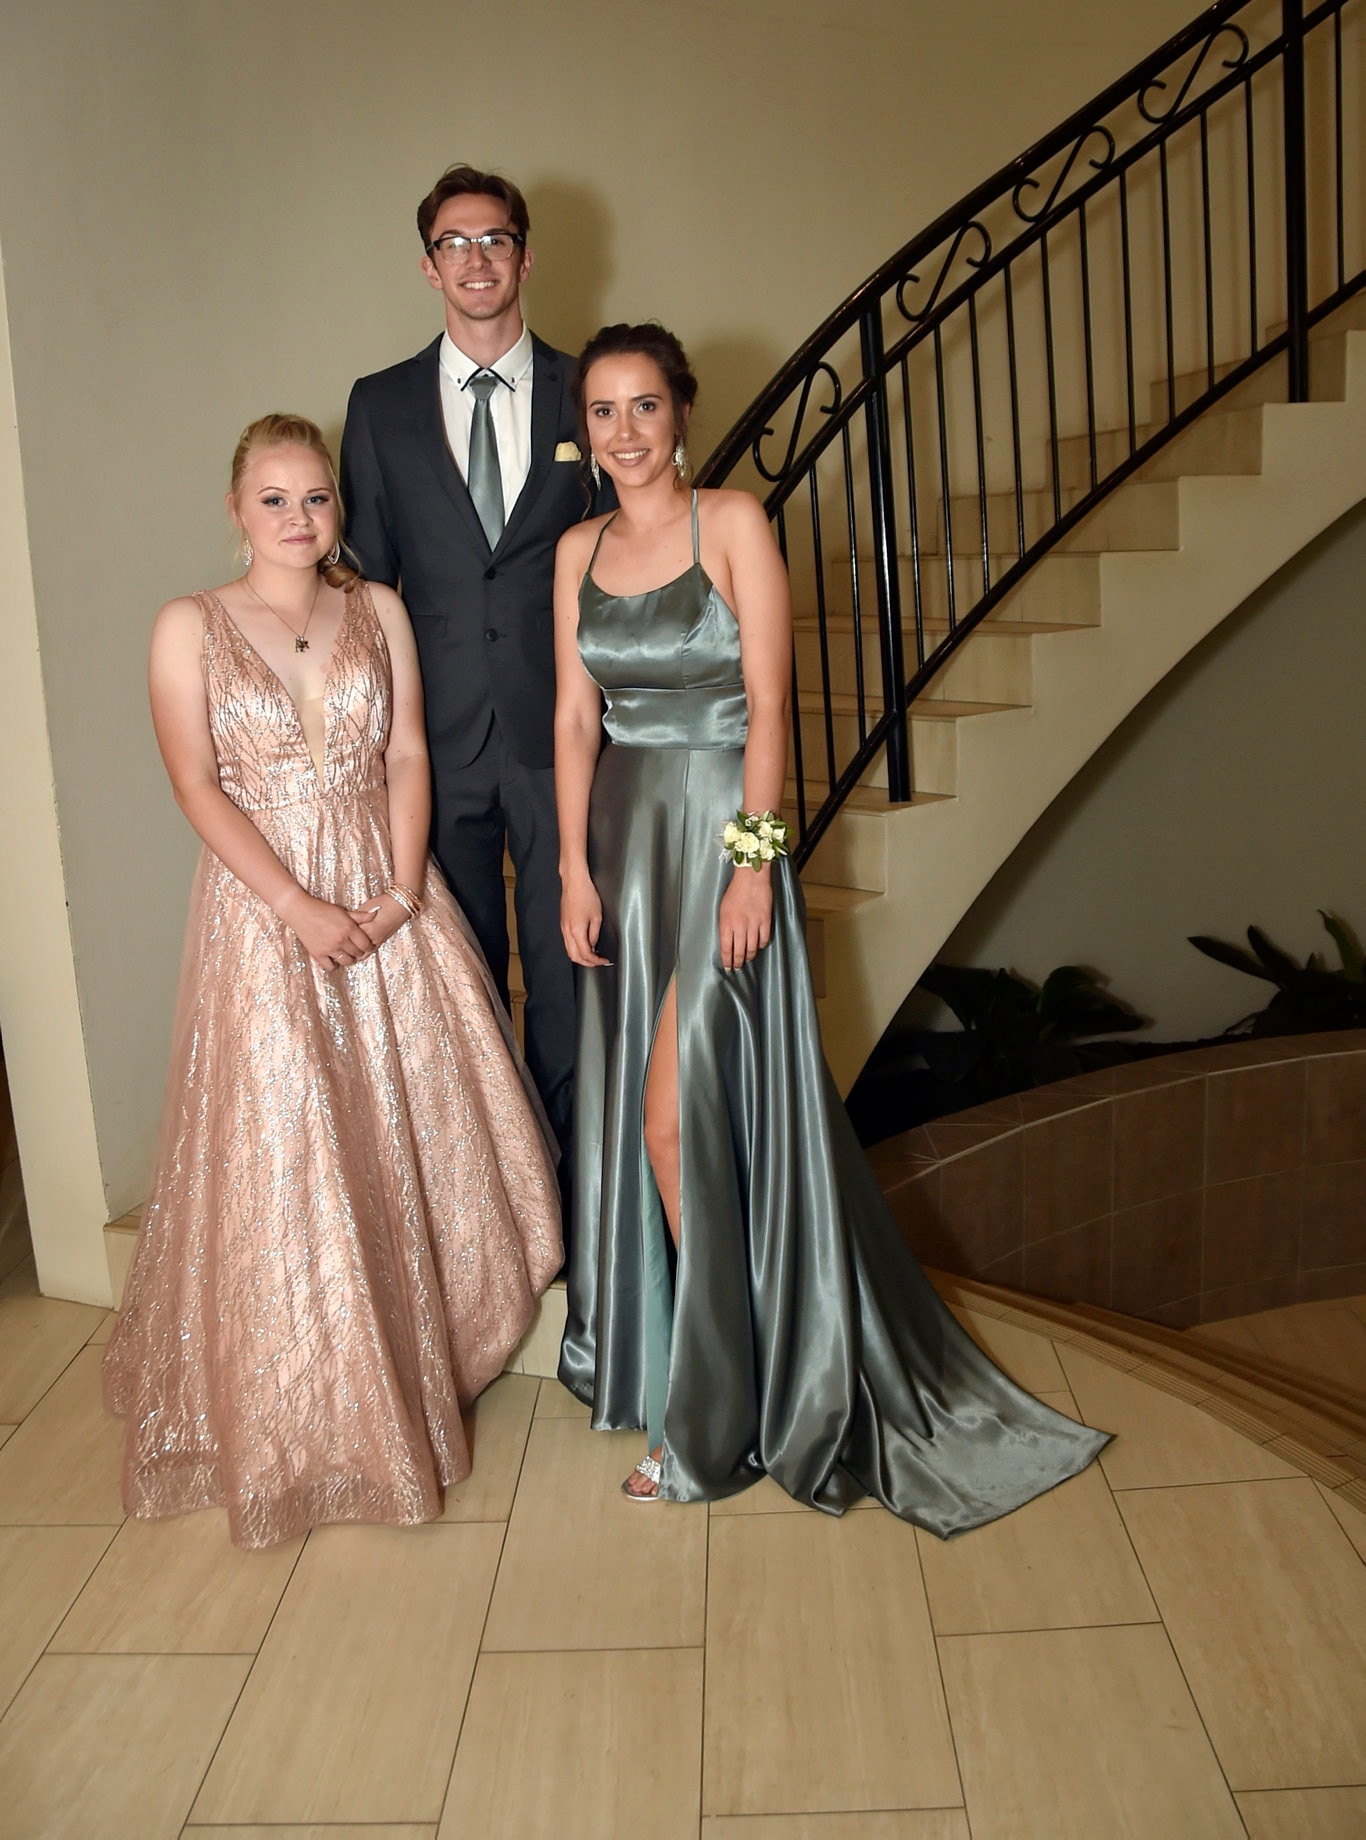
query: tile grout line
[
  {"left": 1151, "top": 1618, "right": 1253, "bottom": 1840},
  {"left": 935, "top": 1615, "right": 1165, "bottom": 1640},
  {"left": 703, "top": 1803, "right": 975, "bottom": 1830},
  {"left": 698, "top": 1495, "right": 712, "bottom": 1829},
  {"left": 0, "top": 1332, "right": 129, "bottom": 1722},
  {"left": 1102, "top": 1464, "right": 1252, "bottom": 1834},
  {"left": 1111, "top": 1474, "right": 1311, "bottom": 1495},
  {"left": 0, "top": 1330, "right": 104, "bottom": 1455},
  {"left": 431, "top": 1375, "right": 541, "bottom": 1837},
  {"left": 179, "top": 1822, "right": 448, "bottom": 1832},
  {"left": 0, "top": 1520, "right": 119, "bottom": 1726},
  {"left": 913, "top": 1521, "right": 972, "bottom": 1834},
  {"left": 170, "top": 1510, "right": 315, "bottom": 1832}
]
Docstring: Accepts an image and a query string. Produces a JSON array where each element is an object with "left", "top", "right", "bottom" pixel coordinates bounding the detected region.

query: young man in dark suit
[{"left": 341, "top": 165, "right": 605, "bottom": 1243}]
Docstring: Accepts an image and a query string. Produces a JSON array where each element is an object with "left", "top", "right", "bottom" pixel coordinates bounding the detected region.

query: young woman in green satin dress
[{"left": 553, "top": 323, "right": 1108, "bottom": 1531}]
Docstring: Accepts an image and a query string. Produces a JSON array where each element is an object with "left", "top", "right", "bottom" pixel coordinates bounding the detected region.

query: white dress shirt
[{"left": 438, "top": 322, "right": 535, "bottom": 520}]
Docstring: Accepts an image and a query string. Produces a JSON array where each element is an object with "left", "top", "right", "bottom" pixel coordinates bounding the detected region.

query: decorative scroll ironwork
[
  {"left": 895, "top": 221, "right": 992, "bottom": 323},
  {"left": 696, "top": 0, "right": 1363, "bottom": 871},
  {"left": 1011, "top": 126, "right": 1116, "bottom": 223},
  {"left": 1137, "top": 21, "right": 1251, "bottom": 122},
  {"left": 751, "top": 360, "right": 845, "bottom": 483}
]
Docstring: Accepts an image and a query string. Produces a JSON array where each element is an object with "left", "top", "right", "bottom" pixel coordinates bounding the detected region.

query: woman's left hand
[
  {"left": 354, "top": 896, "right": 411, "bottom": 953},
  {"left": 719, "top": 865, "right": 773, "bottom": 970}
]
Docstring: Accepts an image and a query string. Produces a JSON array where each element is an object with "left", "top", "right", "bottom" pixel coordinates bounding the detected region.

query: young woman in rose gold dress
[{"left": 103, "top": 414, "right": 561, "bottom": 1549}]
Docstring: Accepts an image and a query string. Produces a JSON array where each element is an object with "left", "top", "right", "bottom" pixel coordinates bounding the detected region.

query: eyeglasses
[{"left": 428, "top": 232, "right": 525, "bottom": 265}]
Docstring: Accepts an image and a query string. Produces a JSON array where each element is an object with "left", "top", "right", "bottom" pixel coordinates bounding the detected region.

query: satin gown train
[
  {"left": 104, "top": 582, "right": 562, "bottom": 1549},
  {"left": 558, "top": 494, "right": 1108, "bottom": 1537}
]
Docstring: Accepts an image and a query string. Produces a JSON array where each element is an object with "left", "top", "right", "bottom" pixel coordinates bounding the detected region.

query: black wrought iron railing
[{"left": 697, "top": 0, "right": 1365, "bottom": 868}]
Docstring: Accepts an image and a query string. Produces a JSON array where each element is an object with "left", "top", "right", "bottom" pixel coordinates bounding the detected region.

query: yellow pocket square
[{"left": 554, "top": 440, "right": 582, "bottom": 462}]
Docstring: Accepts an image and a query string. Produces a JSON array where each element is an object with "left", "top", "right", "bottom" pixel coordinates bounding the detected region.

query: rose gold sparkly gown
[{"left": 103, "top": 581, "right": 562, "bottom": 1548}]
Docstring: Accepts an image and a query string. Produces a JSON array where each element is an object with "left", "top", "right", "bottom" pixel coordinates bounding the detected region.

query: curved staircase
[
  {"left": 803, "top": 305, "right": 1366, "bottom": 1087},
  {"left": 691, "top": 0, "right": 1366, "bottom": 1091}
]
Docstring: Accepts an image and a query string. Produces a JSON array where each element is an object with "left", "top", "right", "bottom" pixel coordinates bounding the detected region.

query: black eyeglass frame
[{"left": 425, "top": 230, "right": 528, "bottom": 261}]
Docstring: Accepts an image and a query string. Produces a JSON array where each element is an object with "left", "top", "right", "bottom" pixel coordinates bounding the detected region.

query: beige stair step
[
  {"left": 1147, "top": 320, "right": 1359, "bottom": 422},
  {"left": 796, "top": 618, "right": 1037, "bottom": 705},
  {"left": 1066, "top": 1298, "right": 1366, "bottom": 1445},
  {"left": 798, "top": 689, "right": 1020, "bottom": 720},
  {"left": 1182, "top": 1321, "right": 1366, "bottom": 1422},
  {"left": 1050, "top": 402, "right": 1265, "bottom": 491},
  {"left": 795, "top": 613, "right": 1077, "bottom": 638},
  {"left": 934, "top": 478, "right": 1181, "bottom": 554},
  {"left": 822, "top": 549, "right": 1102, "bottom": 627},
  {"left": 800, "top": 880, "right": 881, "bottom": 917},
  {"left": 789, "top": 881, "right": 881, "bottom": 998},
  {"left": 103, "top": 1210, "right": 140, "bottom": 1308},
  {"left": 783, "top": 779, "right": 944, "bottom": 814},
  {"left": 802, "top": 688, "right": 1030, "bottom": 794}
]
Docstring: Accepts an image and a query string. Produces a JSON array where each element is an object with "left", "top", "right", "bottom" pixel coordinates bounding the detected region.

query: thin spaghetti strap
[
  {"left": 585, "top": 511, "right": 619, "bottom": 579},
  {"left": 690, "top": 488, "right": 700, "bottom": 565}
]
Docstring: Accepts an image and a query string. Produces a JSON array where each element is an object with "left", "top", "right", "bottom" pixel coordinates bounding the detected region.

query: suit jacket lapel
[
  {"left": 411, "top": 336, "right": 491, "bottom": 552},
  {"left": 496, "top": 336, "right": 562, "bottom": 554}
]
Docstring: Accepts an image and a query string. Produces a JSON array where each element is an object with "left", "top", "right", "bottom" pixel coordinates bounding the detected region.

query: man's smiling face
[{"left": 421, "top": 192, "right": 533, "bottom": 335}]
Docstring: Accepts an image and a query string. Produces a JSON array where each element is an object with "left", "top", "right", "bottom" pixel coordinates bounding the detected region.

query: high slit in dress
[{"left": 558, "top": 493, "right": 1110, "bottom": 1537}]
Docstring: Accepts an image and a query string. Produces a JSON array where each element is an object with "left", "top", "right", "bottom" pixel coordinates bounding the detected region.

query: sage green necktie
[{"left": 466, "top": 370, "right": 505, "bottom": 548}]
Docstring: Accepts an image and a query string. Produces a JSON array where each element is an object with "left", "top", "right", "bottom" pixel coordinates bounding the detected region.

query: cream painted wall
[
  {"left": 942, "top": 502, "right": 1366, "bottom": 1042},
  {"left": 0, "top": 250, "right": 108, "bottom": 1301},
  {"left": 0, "top": 0, "right": 1198, "bottom": 1294}
]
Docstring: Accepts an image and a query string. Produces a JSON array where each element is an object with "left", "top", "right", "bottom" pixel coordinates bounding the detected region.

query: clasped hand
[{"left": 278, "top": 888, "right": 410, "bottom": 972}]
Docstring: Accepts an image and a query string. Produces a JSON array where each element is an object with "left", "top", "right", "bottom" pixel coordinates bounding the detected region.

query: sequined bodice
[
  {"left": 576, "top": 494, "right": 748, "bottom": 750},
  {"left": 197, "top": 585, "right": 390, "bottom": 811}
]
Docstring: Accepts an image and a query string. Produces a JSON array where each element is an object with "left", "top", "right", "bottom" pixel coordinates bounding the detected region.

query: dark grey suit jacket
[{"left": 341, "top": 332, "right": 602, "bottom": 772}]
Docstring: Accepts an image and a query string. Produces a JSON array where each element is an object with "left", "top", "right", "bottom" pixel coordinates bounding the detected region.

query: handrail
[{"left": 697, "top": 0, "right": 1364, "bottom": 866}]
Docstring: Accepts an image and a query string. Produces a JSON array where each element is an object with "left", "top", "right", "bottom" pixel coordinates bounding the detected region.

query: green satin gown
[{"left": 558, "top": 493, "right": 1109, "bottom": 1536}]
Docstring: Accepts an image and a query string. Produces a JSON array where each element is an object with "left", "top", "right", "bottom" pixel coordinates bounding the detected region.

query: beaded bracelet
[
  {"left": 384, "top": 882, "right": 424, "bottom": 919},
  {"left": 720, "top": 810, "right": 791, "bottom": 870}
]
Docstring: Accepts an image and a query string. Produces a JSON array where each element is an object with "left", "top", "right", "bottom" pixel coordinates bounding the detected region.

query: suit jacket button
[
  {"left": 484, "top": 628, "right": 498, "bottom": 641},
  {"left": 484, "top": 566, "right": 497, "bottom": 581}
]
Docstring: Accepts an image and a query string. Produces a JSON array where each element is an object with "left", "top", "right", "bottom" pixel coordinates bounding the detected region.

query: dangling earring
[
  {"left": 673, "top": 441, "right": 689, "bottom": 480},
  {"left": 590, "top": 455, "right": 601, "bottom": 489},
  {"left": 323, "top": 540, "right": 341, "bottom": 567},
  {"left": 241, "top": 536, "right": 254, "bottom": 566}
]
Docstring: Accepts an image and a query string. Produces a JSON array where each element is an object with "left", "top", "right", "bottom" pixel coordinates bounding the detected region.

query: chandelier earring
[
  {"left": 590, "top": 454, "right": 602, "bottom": 489},
  {"left": 323, "top": 540, "right": 341, "bottom": 567},
  {"left": 673, "top": 441, "right": 690, "bottom": 480},
  {"left": 241, "top": 535, "right": 254, "bottom": 566}
]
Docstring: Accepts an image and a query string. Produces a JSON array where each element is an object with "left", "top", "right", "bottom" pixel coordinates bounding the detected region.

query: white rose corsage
[{"left": 720, "top": 809, "right": 791, "bottom": 870}]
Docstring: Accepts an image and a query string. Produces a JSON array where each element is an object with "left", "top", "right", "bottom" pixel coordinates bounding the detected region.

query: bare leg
[
  {"left": 624, "top": 980, "right": 680, "bottom": 1498},
  {"left": 643, "top": 980, "right": 681, "bottom": 1249}
]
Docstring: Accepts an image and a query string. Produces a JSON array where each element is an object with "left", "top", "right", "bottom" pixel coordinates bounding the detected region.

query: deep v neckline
[{"left": 208, "top": 586, "right": 356, "bottom": 785}]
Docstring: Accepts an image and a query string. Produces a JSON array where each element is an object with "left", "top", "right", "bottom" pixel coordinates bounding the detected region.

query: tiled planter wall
[{"left": 870, "top": 1031, "right": 1366, "bottom": 1328}]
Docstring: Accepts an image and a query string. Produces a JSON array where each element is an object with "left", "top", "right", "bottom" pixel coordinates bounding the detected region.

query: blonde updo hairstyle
[{"left": 230, "top": 412, "right": 360, "bottom": 590}]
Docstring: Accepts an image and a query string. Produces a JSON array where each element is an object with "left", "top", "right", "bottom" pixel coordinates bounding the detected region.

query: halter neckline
[{"left": 583, "top": 489, "right": 701, "bottom": 600}]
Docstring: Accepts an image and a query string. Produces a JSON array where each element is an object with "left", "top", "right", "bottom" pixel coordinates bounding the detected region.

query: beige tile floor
[
  {"left": 1192, "top": 1295, "right": 1366, "bottom": 1401},
  {"left": 1, "top": 1257, "right": 1363, "bottom": 1839}
]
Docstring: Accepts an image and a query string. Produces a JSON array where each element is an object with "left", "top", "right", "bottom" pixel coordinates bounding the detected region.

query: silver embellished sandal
[{"left": 621, "top": 1452, "right": 662, "bottom": 1501}]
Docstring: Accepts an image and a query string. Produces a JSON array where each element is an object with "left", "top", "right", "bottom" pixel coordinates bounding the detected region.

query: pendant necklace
[{"left": 243, "top": 570, "right": 322, "bottom": 653}]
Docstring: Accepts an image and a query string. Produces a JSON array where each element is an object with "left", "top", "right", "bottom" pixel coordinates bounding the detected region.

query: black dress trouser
[{"left": 429, "top": 714, "right": 575, "bottom": 1250}]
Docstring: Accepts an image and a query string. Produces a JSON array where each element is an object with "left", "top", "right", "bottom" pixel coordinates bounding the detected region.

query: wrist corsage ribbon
[{"left": 720, "top": 810, "right": 791, "bottom": 870}]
